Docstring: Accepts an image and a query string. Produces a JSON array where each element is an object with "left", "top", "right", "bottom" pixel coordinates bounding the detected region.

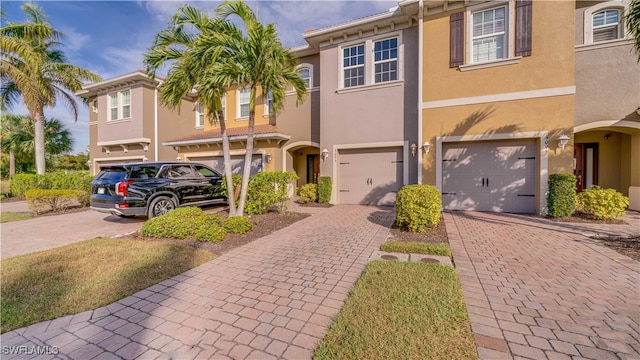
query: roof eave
[{"left": 163, "top": 133, "right": 291, "bottom": 147}]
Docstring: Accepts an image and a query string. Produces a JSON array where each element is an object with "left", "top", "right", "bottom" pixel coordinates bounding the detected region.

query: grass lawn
[
  {"left": 0, "top": 237, "right": 214, "bottom": 333},
  {"left": 314, "top": 261, "right": 477, "bottom": 360},
  {"left": 380, "top": 241, "right": 451, "bottom": 257},
  {"left": 0, "top": 212, "right": 32, "bottom": 223}
]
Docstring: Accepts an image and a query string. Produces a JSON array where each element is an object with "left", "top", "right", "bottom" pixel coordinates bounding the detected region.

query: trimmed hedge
[
  {"left": 141, "top": 207, "right": 227, "bottom": 242},
  {"left": 224, "top": 216, "right": 254, "bottom": 234},
  {"left": 576, "top": 186, "right": 629, "bottom": 220},
  {"left": 25, "top": 189, "right": 87, "bottom": 215},
  {"left": 299, "top": 183, "right": 318, "bottom": 203},
  {"left": 547, "top": 173, "right": 576, "bottom": 218},
  {"left": 395, "top": 185, "right": 442, "bottom": 233},
  {"left": 10, "top": 172, "right": 93, "bottom": 205},
  {"left": 318, "top": 176, "right": 331, "bottom": 203}
]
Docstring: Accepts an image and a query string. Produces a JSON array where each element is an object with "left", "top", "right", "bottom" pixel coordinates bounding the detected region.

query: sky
[{"left": 2, "top": 0, "right": 396, "bottom": 154}]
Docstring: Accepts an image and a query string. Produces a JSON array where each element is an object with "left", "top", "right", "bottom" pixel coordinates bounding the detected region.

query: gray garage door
[
  {"left": 338, "top": 147, "right": 403, "bottom": 205},
  {"left": 442, "top": 139, "right": 537, "bottom": 213},
  {"left": 194, "top": 154, "right": 263, "bottom": 176}
]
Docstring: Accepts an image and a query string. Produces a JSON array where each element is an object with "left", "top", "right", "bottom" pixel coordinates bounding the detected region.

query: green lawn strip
[
  {"left": 0, "top": 237, "right": 215, "bottom": 333},
  {"left": 314, "top": 261, "right": 477, "bottom": 360},
  {"left": 380, "top": 241, "right": 451, "bottom": 257},
  {"left": 1, "top": 212, "right": 32, "bottom": 223}
]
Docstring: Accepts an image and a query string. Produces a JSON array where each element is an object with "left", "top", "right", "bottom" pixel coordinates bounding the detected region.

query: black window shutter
[
  {"left": 516, "top": 0, "right": 533, "bottom": 57},
  {"left": 450, "top": 12, "right": 464, "bottom": 67}
]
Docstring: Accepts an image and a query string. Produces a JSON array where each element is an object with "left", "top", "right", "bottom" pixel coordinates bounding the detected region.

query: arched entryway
[{"left": 282, "top": 141, "right": 320, "bottom": 188}]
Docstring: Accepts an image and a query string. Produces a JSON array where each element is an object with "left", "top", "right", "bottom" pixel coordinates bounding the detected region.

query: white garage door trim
[
  {"left": 91, "top": 155, "right": 148, "bottom": 176},
  {"left": 331, "top": 141, "right": 409, "bottom": 204},
  {"left": 184, "top": 150, "right": 267, "bottom": 173},
  {"left": 435, "top": 132, "right": 548, "bottom": 215}
]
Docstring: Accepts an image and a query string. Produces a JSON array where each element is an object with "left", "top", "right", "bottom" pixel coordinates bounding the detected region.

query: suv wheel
[{"left": 148, "top": 196, "right": 176, "bottom": 218}]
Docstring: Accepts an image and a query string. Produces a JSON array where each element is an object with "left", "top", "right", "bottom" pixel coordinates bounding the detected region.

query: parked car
[{"left": 90, "top": 162, "right": 226, "bottom": 218}]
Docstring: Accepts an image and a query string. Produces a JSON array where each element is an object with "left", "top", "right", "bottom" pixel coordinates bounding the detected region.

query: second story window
[
  {"left": 221, "top": 93, "right": 226, "bottom": 120},
  {"left": 343, "top": 44, "right": 365, "bottom": 88},
  {"left": 593, "top": 9, "right": 621, "bottom": 42},
  {"left": 374, "top": 38, "right": 398, "bottom": 83},
  {"left": 298, "top": 67, "right": 312, "bottom": 88},
  {"left": 471, "top": 6, "right": 507, "bottom": 63},
  {"left": 196, "top": 102, "right": 205, "bottom": 127},
  {"left": 263, "top": 90, "right": 273, "bottom": 116},
  {"left": 108, "top": 89, "right": 131, "bottom": 121},
  {"left": 238, "top": 88, "right": 250, "bottom": 118}
]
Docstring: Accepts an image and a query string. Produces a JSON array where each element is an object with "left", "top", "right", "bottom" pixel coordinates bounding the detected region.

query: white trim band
[{"left": 422, "top": 86, "right": 576, "bottom": 109}]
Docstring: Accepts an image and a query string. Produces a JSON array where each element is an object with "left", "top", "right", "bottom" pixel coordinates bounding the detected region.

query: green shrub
[
  {"left": 219, "top": 174, "right": 242, "bottom": 201},
  {"left": 141, "top": 207, "right": 226, "bottom": 241},
  {"left": 10, "top": 172, "right": 93, "bottom": 201},
  {"left": 318, "top": 176, "right": 332, "bottom": 203},
  {"left": 395, "top": 185, "right": 442, "bottom": 233},
  {"left": 224, "top": 216, "right": 254, "bottom": 234},
  {"left": 245, "top": 171, "right": 298, "bottom": 215},
  {"left": 25, "top": 189, "right": 86, "bottom": 215},
  {"left": 299, "top": 183, "right": 318, "bottom": 203},
  {"left": 547, "top": 173, "right": 576, "bottom": 218},
  {"left": 576, "top": 186, "right": 629, "bottom": 220}
]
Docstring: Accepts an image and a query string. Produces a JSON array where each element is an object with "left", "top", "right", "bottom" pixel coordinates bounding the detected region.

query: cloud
[{"left": 59, "top": 26, "right": 91, "bottom": 52}]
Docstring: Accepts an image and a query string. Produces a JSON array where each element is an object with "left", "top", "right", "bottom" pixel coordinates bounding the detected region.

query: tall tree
[
  {"left": 214, "top": 0, "right": 307, "bottom": 216},
  {"left": 1, "top": 113, "right": 73, "bottom": 174},
  {"left": 0, "top": 3, "right": 101, "bottom": 174},
  {"left": 144, "top": 5, "right": 240, "bottom": 215},
  {"left": 628, "top": 0, "right": 640, "bottom": 61}
]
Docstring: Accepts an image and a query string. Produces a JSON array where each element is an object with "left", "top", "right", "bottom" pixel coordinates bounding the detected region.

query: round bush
[
  {"left": 299, "top": 183, "right": 318, "bottom": 203},
  {"left": 141, "top": 207, "right": 225, "bottom": 240},
  {"left": 224, "top": 216, "right": 254, "bottom": 234},
  {"left": 195, "top": 224, "right": 227, "bottom": 242},
  {"left": 395, "top": 185, "right": 442, "bottom": 233},
  {"left": 576, "top": 186, "right": 629, "bottom": 220}
]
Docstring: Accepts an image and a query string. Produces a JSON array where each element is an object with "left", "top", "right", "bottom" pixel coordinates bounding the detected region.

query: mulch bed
[
  {"left": 386, "top": 220, "right": 449, "bottom": 244},
  {"left": 294, "top": 201, "right": 333, "bottom": 208},
  {"left": 591, "top": 236, "right": 640, "bottom": 262},
  {"left": 549, "top": 211, "right": 626, "bottom": 224},
  {"left": 135, "top": 211, "right": 310, "bottom": 256}
]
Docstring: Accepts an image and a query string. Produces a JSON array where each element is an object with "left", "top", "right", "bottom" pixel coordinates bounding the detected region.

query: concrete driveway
[{"left": 1, "top": 203, "right": 146, "bottom": 259}]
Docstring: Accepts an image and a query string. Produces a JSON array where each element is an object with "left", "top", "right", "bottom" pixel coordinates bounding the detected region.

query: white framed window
[
  {"left": 263, "top": 90, "right": 273, "bottom": 116},
  {"left": 221, "top": 93, "right": 226, "bottom": 121},
  {"left": 342, "top": 44, "right": 365, "bottom": 88},
  {"left": 593, "top": 9, "right": 621, "bottom": 42},
  {"left": 108, "top": 89, "right": 132, "bottom": 121},
  {"left": 297, "top": 64, "right": 313, "bottom": 89},
  {"left": 373, "top": 37, "right": 398, "bottom": 83},
  {"left": 195, "top": 102, "right": 205, "bottom": 127},
  {"left": 237, "top": 88, "right": 250, "bottom": 119},
  {"left": 471, "top": 5, "right": 508, "bottom": 63}
]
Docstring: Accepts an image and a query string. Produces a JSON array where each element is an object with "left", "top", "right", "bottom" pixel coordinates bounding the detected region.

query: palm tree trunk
[
  {"left": 218, "top": 109, "right": 236, "bottom": 217},
  {"left": 9, "top": 151, "right": 15, "bottom": 177},
  {"left": 236, "top": 108, "right": 256, "bottom": 217},
  {"left": 32, "top": 110, "right": 46, "bottom": 174}
]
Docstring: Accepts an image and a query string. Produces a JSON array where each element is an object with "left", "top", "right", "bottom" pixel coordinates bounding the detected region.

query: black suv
[{"left": 90, "top": 162, "right": 225, "bottom": 218}]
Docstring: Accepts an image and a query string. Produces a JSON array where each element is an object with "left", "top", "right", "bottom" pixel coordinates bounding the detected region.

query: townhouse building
[{"left": 79, "top": 0, "right": 639, "bottom": 212}]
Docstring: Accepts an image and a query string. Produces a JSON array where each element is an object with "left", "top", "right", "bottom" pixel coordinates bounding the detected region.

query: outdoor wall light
[
  {"left": 265, "top": 154, "right": 272, "bottom": 163},
  {"left": 176, "top": 156, "right": 182, "bottom": 161},
  {"left": 423, "top": 141, "right": 431, "bottom": 154},
  {"left": 143, "top": 156, "right": 149, "bottom": 162},
  {"left": 321, "top": 148, "right": 329, "bottom": 161},
  {"left": 410, "top": 143, "right": 418, "bottom": 157},
  {"left": 86, "top": 160, "right": 92, "bottom": 167},
  {"left": 558, "top": 134, "right": 570, "bottom": 151}
]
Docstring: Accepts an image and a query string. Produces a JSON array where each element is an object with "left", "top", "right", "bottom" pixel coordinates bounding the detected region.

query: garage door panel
[
  {"left": 339, "top": 147, "right": 403, "bottom": 205},
  {"left": 442, "top": 140, "right": 537, "bottom": 213},
  {"left": 194, "top": 155, "right": 263, "bottom": 176}
]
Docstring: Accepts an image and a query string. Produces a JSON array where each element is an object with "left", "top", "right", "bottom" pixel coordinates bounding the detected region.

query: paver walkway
[
  {"left": 446, "top": 211, "right": 640, "bottom": 360},
  {"left": 1, "top": 205, "right": 394, "bottom": 359}
]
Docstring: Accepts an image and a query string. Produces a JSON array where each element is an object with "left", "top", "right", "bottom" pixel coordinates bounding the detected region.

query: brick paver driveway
[
  {"left": 446, "top": 211, "right": 640, "bottom": 360},
  {"left": 1, "top": 205, "right": 394, "bottom": 359}
]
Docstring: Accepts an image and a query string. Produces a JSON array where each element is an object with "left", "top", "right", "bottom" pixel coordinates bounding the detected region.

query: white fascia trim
[
  {"left": 575, "top": 120, "right": 640, "bottom": 133},
  {"left": 163, "top": 133, "right": 291, "bottom": 147},
  {"left": 435, "top": 131, "right": 549, "bottom": 215},
  {"left": 184, "top": 149, "right": 267, "bottom": 172},
  {"left": 423, "top": 86, "right": 576, "bottom": 109},
  {"left": 303, "top": 9, "right": 399, "bottom": 40},
  {"left": 330, "top": 141, "right": 408, "bottom": 203},
  {"left": 282, "top": 141, "right": 320, "bottom": 173},
  {"left": 97, "top": 138, "right": 151, "bottom": 146}
]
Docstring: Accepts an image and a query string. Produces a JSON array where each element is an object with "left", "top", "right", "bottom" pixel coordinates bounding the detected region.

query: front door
[
  {"left": 574, "top": 143, "right": 599, "bottom": 192},
  {"left": 307, "top": 154, "right": 319, "bottom": 184}
]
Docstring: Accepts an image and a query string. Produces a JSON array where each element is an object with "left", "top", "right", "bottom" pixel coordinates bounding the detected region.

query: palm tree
[
  {"left": 144, "top": 5, "right": 240, "bottom": 215},
  {"left": 0, "top": 3, "right": 101, "bottom": 174},
  {"left": 1, "top": 113, "right": 73, "bottom": 174},
  {"left": 628, "top": 0, "right": 640, "bottom": 61},
  {"left": 214, "top": 0, "right": 307, "bottom": 216}
]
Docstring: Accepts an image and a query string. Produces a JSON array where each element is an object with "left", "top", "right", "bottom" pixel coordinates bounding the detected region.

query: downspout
[
  {"left": 417, "top": 0, "right": 424, "bottom": 184},
  {"left": 154, "top": 86, "right": 159, "bottom": 161}
]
